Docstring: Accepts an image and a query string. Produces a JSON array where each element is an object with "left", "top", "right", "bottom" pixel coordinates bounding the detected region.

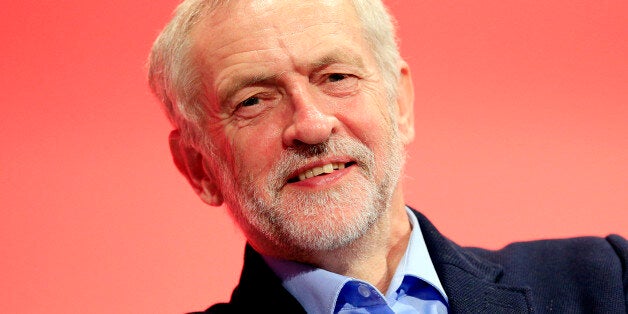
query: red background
[{"left": 2, "top": 0, "right": 626, "bottom": 312}]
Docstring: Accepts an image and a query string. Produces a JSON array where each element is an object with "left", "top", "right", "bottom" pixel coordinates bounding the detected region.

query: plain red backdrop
[{"left": 1, "top": 0, "right": 626, "bottom": 312}]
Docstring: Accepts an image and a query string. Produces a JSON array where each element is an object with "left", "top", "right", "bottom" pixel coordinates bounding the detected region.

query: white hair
[{"left": 148, "top": 0, "right": 401, "bottom": 146}]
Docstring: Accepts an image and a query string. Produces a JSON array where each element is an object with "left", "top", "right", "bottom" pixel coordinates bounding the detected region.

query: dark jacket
[{"left": 192, "top": 209, "right": 628, "bottom": 313}]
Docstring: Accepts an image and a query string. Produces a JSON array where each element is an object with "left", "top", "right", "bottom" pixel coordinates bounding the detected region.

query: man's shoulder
[
  {"left": 468, "top": 233, "right": 628, "bottom": 265},
  {"left": 409, "top": 207, "right": 628, "bottom": 273},
  {"left": 466, "top": 234, "right": 628, "bottom": 289},
  {"left": 410, "top": 209, "right": 627, "bottom": 311}
]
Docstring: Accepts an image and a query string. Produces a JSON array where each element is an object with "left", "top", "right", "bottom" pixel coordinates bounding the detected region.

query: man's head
[{"left": 148, "top": 0, "right": 415, "bottom": 259}]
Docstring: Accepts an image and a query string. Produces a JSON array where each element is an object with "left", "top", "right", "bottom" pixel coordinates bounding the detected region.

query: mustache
[
  {"left": 266, "top": 136, "right": 375, "bottom": 190},
  {"left": 287, "top": 141, "right": 333, "bottom": 158}
]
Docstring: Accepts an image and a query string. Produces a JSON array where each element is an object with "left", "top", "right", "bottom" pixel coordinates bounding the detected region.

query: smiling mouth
[{"left": 287, "top": 162, "right": 356, "bottom": 183}]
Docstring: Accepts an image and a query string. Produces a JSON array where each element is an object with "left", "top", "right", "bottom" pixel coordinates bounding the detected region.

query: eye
[
  {"left": 240, "top": 97, "right": 260, "bottom": 107},
  {"left": 231, "top": 91, "right": 280, "bottom": 120},
  {"left": 319, "top": 72, "right": 359, "bottom": 96},
  {"left": 328, "top": 73, "right": 348, "bottom": 82}
]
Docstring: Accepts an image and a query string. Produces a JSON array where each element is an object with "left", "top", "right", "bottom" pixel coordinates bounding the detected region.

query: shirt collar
[
  {"left": 262, "top": 254, "right": 349, "bottom": 314},
  {"left": 387, "top": 207, "right": 448, "bottom": 302},
  {"left": 262, "top": 207, "right": 448, "bottom": 313}
]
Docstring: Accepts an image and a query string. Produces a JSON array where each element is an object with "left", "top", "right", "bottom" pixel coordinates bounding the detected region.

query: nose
[{"left": 282, "top": 86, "right": 338, "bottom": 147}]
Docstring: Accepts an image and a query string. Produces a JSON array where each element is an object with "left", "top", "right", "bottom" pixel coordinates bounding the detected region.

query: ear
[
  {"left": 169, "top": 130, "right": 224, "bottom": 206},
  {"left": 395, "top": 60, "right": 415, "bottom": 145}
]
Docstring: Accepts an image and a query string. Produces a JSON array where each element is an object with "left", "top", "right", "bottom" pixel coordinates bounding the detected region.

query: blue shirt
[{"left": 263, "top": 207, "right": 449, "bottom": 313}]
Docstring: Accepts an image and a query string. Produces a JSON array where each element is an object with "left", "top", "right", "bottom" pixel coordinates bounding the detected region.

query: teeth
[
  {"left": 295, "top": 162, "right": 347, "bottom": 182},
  {"left": 312, "top": 167, "right": 324, "bottom": 176},
  {"left": 323, "top": 164, "right": 333, "bottom": 173}
]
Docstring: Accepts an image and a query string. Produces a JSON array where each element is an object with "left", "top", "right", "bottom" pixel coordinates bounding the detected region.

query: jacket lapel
[
  {"left": 413, "top": 209, "right": 533, "bottom": 313},
  {"left": 228, "top": 245, "right": 306, "bottom": 313}
]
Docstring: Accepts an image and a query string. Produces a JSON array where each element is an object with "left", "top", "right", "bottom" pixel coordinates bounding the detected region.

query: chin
[{"left": 269, "top": 186, "right": 385, "bottom": 252}]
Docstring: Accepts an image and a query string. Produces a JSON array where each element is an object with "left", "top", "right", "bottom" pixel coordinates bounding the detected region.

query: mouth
[{"left": 286, "top": 161, "right": 356, "bottom": 183}]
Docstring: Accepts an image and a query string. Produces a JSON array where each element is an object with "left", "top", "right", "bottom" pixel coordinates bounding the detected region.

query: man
[{"left": 148, "top": 0, "right": 627, "bottom": 313}]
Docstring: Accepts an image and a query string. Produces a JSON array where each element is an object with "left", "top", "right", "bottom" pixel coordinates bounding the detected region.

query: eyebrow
[
  {"left": 218, "top": 72, "right": 278, "bottom": 105},
  {"left": 311, "top": 49, "right": 366, "bottom": 71},
  {"left": 217, "top": 49, "right": 366, "bottom": 105}
]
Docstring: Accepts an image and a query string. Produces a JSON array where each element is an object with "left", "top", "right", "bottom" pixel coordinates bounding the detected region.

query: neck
[{"left": 306, "top": 188, "right": 411, "bottom": 293}]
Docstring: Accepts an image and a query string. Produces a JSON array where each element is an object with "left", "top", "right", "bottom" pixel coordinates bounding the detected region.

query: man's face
[{"left": 188, "top": 0, "right": 411, "bottom": 257}]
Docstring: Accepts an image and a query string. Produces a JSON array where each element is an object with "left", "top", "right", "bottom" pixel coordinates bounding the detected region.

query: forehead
[
  {"left": 193, "top": 0, "right": 360, "bottom": 38},
  {"left": 188, "top": 0, "right": 374, "bottom": 93}
]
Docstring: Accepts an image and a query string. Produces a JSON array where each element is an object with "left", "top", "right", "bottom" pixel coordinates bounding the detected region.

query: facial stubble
[{"left": 217, "top": 129, "right": 405, "bottom": 257}]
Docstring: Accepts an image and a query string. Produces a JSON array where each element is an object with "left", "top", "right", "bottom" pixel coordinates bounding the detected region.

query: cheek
[
  {"left": 230, "top": 120, "right": 284, "bottom": 180},
  {"left": 336, "top": 95, "right": 392, "bottom": 146}
]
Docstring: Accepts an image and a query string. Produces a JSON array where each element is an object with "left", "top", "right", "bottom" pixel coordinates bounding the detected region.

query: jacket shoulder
[
  {"left": 473, "top": 234, "right": 626, "bottom": 262},
  {"left": 469, "top": 234, "right": 628, "bottom": 311},
  {"left": 468, "top": 234, "right": 627, "bottom": 278}
]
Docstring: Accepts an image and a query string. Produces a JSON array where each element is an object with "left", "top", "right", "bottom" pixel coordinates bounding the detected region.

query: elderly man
[{"left": 148, "top": 0, "right": 627, "bottom": 313}]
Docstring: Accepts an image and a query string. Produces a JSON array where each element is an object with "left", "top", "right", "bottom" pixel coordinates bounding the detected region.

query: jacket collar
[
  {"left": 412, "top": 209, "right": 533, "bottom": 313},
  {"left": 229, "top": 244, "right": 306, "bottom": 312}
]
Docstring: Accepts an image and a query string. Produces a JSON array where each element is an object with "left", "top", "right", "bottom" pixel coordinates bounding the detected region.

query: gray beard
[{"left": 219, "top": 133, "right": 404, "bottom": 255}]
